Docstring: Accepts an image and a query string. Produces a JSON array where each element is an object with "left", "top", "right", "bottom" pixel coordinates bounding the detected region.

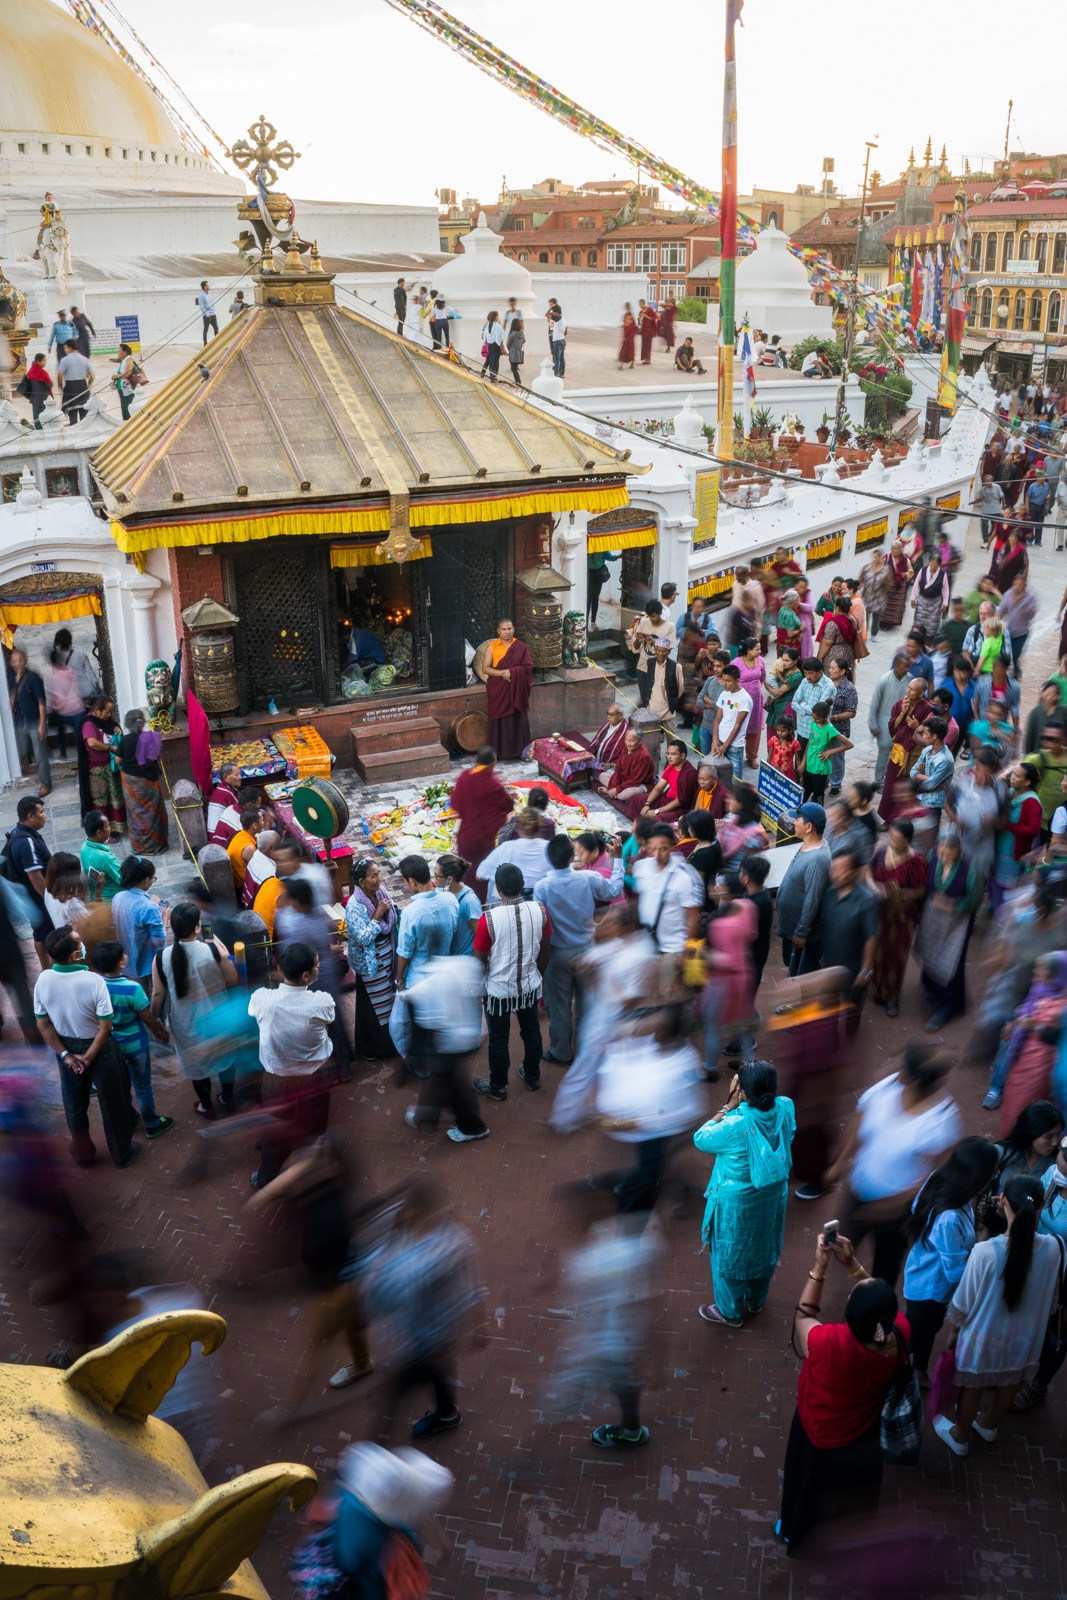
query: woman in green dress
[
  {"left": 694, "top": 1061, "right": 796, "bottom": 1328},
  {"left": 765, "top": 646, "right": 802, "bottom": 734}
]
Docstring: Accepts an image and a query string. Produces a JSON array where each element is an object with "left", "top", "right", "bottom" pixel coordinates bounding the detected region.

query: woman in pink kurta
[
  {"left": 703, "top": 891, "right": 757, "bottom": 1072},
  {"left": 794, "top": 577, "right": 816, "bottom": 658},
  {"left": 735, "top": 637, "right": 767, "bottom": 768}
]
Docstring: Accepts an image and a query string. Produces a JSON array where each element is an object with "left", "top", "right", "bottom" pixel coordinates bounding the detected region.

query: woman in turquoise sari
[{"left": 694, "top": 1061, "right": 795, "bottom": 1328}]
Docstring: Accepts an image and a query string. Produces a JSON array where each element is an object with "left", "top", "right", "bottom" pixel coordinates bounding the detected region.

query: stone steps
[{"left": 351, "top": 714, "right": 450, "bottom": 783}]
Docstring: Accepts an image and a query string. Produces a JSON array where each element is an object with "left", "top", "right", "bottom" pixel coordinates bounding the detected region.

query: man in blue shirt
[
  {"left": 396, "top": 856, "right": 459, "bottom": 992},
  {"left": 535, "top": 833, "right": 624, "bottom": 1063},
  {"left": 47, "top": 309, "right": 72, "bottom": 356},
  {"left": 912, "top": 718, "right": 954, "bottom": 813},
  {"left": 903, "top": 631, "right": 934, "bottom": 687},
  {"left": 197, "top": 280, "right": 218, "bottom": 344},
  {"left": 110, "top": 858, "right": 167, "bottom": 982}
]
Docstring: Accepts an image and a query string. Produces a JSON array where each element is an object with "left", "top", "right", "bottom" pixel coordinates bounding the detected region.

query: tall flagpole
[
  {"left": 717, "top": 0, "right": 742, "bottom": 459},
  {"left": 937, "top": 189, "right": 968, "bottom": 415}
]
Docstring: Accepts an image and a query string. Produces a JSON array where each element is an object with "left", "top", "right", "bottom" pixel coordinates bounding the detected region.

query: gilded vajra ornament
[{"left": 229, "top": 116, "right": 301, "bottom": 188}]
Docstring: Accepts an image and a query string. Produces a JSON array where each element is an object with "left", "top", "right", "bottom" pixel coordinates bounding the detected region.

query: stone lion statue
[
  {"left": 562, "top": 610, "right": 587, "bottom": 668},
  {"left": 145, "top": 658, "right": 175, "bottom": 732}
]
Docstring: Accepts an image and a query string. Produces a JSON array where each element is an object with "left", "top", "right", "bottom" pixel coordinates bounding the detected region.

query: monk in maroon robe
[
  {"left": 451, "top": 747, "right": 513, "bottom": 902},
  {"left": 483, "top": 619, "right": 533, "bottom": 759}
]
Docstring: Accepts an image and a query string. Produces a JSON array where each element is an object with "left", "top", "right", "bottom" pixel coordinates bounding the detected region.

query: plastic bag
[{"left": 929, "top": 1345, "right": 957, "bottom": 1418}]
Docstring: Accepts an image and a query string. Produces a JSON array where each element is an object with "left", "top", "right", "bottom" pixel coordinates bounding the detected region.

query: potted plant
[
  {"left": 816, "top": 411, "right": 831, "bottom": 444},
  {"left": 750, "top": 403, "right": 777, "bottom": 440}
]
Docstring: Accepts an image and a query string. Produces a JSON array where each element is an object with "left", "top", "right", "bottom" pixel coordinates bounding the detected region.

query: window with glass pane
[
  {"left": 1001, "top": 234, "right": 1014, "bottom": 270},
  {"left": 1030, "top": 292, "right": 1043, "bottom": 331},
  {"left": 1049, "top": 293, "right": 1062, "bottom": 334},
  {"left": 587, "top": 250, "right": 598, "bottom": 267},
  {"left": 607, "top": 243, "right": 632, "bottom": 270},
  {"left": 1019, "top": 231, "right": 1032, "bottom": 260},
  {"left": 979, "top": 290, "right": 992, "bottom": 328},
  {"left": 1036, "top": 235, "right": 1049, "bottom": 273},
  {"left": 45, "top": 467, "right": 79, "bottom": 498},
  {"left": 970, "top": 234, "right": 983, "bottom": 270},
  {"left": 554, "top": 251, "right": 565, "bottom": 264},
  {"left": 986, "top": 234, "right": 998, "bottom": 270},
  {"left": 1055, "top": 235, "right": 1067, "bottom": 274},
  {"left": 570, "top": 251, "right": 580, "bottom": 266},
  {"left": 635, "top": 243, "right": 657, "bottom": 269},
  {"left": 1013, "top": 291, "right": 1026, "bottom": 329},
  {"left": 661, "top": 243, "right": 686, "bottom": 270},
  {"left": 2, "top": 473, "right": 21, "bottom": 502},
  {"left": 966, "top": 295, "right": 976, "bottom": 327}
]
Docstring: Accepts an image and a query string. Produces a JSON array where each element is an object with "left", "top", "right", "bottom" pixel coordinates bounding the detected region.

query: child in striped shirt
[{"left": 90, "top": 941, "right": 174, "bottom": 1139}]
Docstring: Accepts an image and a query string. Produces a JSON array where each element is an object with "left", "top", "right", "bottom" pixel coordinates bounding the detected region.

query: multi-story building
[{"left": 961, "top": 192, "right": 1067, "bottom": 381}]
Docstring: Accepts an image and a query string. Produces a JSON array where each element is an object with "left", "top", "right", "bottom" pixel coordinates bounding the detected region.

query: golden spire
[
  {"left": 907, "top": 146, "right": 916, "bottom": 170},
  {"left": 923, "top": 136, "right": 933, "bottom": 166},
  {"left": 964, "top": 156, "right": 972, "bottom": 175}
]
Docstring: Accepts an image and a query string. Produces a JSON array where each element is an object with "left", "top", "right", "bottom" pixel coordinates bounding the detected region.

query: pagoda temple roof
[{"left": 92, "top": 298, "right": 641, "bottom": 554}]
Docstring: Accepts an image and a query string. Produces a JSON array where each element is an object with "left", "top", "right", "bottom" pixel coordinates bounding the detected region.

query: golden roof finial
[
  {"left": 907, "top": 146, "right": 916, "bottom": 168},
  {"left": 923, "top": 136, "right": 933, "bottom": 165},
  {"left": 309, "top": 239, "right": 324, "bottom": 274},
  {"left": 964, "top": 156, "right": 972, "bottom": 175}
]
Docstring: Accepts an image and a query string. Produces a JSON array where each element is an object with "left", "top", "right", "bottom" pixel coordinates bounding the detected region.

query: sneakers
[
  {"left": 1011, "top": 1380, "right": 1047, "bottom": 1412},
  {"left": 972, "top": 1417, "right": 998, "bottom": 1442},
  {"left": 328, "top": 1361, "right": 374, "bottom": 1390},
  {"left": 411, "top": 1407, "right": 462, "bottom": 1437},
  {"left": 794, "top": 1183, "right": 826, "bottom": 1201},
  {"left": 447, "top": 1126, "right": 489, "bottom": 1142},
  {"left": 982, "top": 1089, "right": 1003, "bottom": 1110},
  {"left": 933, "top": 1413, "right": 968, "bottom": 1456},
  {"left": 518, "top": 1066, "right": 541, "bottom": 1091},
  {"left": 591, "top": 1423, "right": 650, "bottom": 1448},
  {"left": 473, "top": 1078, "right": 506, "bottom": 1101},
  {"left": 145, "top": 1115, "right": 174, "bottom": 1140},
  {"left": 698, "top": 1302, "right": 743, "bottom": 1328},
  {"left": 193, "top": 1101, "right": 216, "bottom": 1119}
]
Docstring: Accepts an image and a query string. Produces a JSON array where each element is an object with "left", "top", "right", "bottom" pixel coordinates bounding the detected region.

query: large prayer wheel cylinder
[
  {"left": 188, "top": 629, "right": 239, "bottom": 713},
  {"left": 516, "top": 563, "right": 571, "bottom": 671}
]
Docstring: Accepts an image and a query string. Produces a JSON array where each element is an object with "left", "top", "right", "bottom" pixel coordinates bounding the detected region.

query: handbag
[
  {"left": 15, "top": 373, "right": 31, "bottom": 398},
  {"left": 853, "top": 630, "right": 870, "bottom": 661},
  {"left": 129, "top": 363, "right": 149, "bottom": 387},
  {"left": 879, "top": 1327, "right": 924, "bottom": 1465}
]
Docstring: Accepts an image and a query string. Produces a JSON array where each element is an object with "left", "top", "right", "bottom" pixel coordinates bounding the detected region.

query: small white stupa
[
  {"left": 432, "top": 213, "right": 540, "bottom": 360},
  {"left": 735, "top": 224, "right": 833, "bottom": 345}
]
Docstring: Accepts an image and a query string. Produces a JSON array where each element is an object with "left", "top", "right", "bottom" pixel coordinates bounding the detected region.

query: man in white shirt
[
  {"left": 57, "top": 344, "right": 92, "bottom": 423},
  {"left": 632, "top": 826, "right": 702, "bottom": 954},
  {"left": 477, "top": 809, "right": 551, "bottom": 904},
  {"left": 33, "top": 924, "right": 137, "bottom": 1169},
  {"left": 54, "top": 625, "right": 100, "bottom": 701},
  {"left": 711, "top": 662, "right": 753, "bottom": 779},
  {"left": 549, "top": 307, "right": 567, "bottom": 377},
  {"left": 801, "top": 345, "right": 831, "bottom": 378},
  {"left": 248, "top": 939, "right": 336, "bottom": 1187},
  {"left": 628, "top": 599, "right": 674, "bottom": 673}
]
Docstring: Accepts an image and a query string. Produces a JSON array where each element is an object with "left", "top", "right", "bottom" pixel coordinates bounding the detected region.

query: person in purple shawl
[{"left": 119, "top": 708, "right": 169, "bottom": 855}]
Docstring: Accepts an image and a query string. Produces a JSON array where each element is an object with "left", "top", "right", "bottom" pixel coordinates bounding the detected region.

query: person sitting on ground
[
  {"left": 497, "top": 786, "right": 556, "bottom": 843},
  {"left": 674, "top": 338, "right": 707, "bottom": 375},
  {"left": 801, "top": 345, "right": 832, "bottom": 379}
]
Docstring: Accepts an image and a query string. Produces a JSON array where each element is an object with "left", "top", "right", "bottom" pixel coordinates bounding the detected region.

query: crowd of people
[{"left": 7, "top": 477, "right": 1067, "bottom": 1587}]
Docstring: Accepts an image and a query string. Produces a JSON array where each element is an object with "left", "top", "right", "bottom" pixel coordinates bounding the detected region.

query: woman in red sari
[
  {"left": 876, "top": 678, "right": 933, "bottom": 823},
  {"left": 451, "top": 746, "right": 513, "bottom": 902},
  {"left": 816, "top": 596, "right": 859, "bottom": 679},
  {"left": 482, "top": 618, "right": 533, "bottom": 759},
  {"left": 638, "top": 300, "right": 658, "bottom": 364},
  {"left": 880, "top": 540, "right": 914, "bottom": 631},
  {"left": 868, "top": 818, "right": 928, "bottom": 1018},
  {"left": 618, "top": 305, "right": 637, "bottom": 368}
]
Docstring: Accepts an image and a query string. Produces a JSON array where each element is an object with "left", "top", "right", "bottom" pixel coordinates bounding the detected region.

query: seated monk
[
  {"left": 693, "top": 761, "right": 729, "bottom": 820},
  {"left": 569, "top": 701, "right": 629, "bottom": 777},
  {"left": 532, "top": 703, "right": 630, "bottom": 789},
  {"left": 641, "top": 738, "right": 699, "bottom": 821},
  {"left": 596, "top": 727, "right": 656, "bottom": 820}
]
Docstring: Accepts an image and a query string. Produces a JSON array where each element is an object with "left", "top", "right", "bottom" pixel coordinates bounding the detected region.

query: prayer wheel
[
  {"left": 516, "top": 563, "right": 571, "bottom": 671},
  {"left": 181, "top": 597, "right": 241, "bottom": 714}
]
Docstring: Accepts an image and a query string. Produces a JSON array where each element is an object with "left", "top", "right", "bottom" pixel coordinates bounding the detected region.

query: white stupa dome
[
  {"left": 735, "top": 224, "right": 832, "bottom": 343},
  {"left": 0, "top": 0, "right": 240, "bottom": 193},
  {"left": 433, "top": 212, "right": 534, "bottom": 303}
]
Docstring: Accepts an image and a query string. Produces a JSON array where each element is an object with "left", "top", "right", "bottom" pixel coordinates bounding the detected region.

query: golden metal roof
[{"left": 91, "top": 302, "right": 642, "bottom": 524}]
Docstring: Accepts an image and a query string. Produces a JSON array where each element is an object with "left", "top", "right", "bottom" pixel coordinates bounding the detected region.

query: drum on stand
[{"left": 291, "top": 778, "right": 351, "bottom": 903}]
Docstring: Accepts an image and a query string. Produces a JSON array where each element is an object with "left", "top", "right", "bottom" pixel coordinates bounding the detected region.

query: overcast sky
[{"left": 95, "top": 0, "right": 1052, "bottom": 210}]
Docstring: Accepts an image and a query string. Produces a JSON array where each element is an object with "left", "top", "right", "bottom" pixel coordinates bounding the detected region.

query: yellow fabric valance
[
  {"left": 587, "top": 524, "right": 657, "bottom": 554},
  {"left": 110, "top": 485, "right": 630, "bottom": 555},
  {"left": 688, "top": 573, "right": 733, "bottom": 601},
  {"left": 330, "top": 540, "right": 433, "bottom": 568},
  {"left": 0, "top": 592, "right": 101, "bottom": 630}
]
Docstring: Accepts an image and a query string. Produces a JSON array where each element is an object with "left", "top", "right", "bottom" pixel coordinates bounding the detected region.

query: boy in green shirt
[
  {"left": 799, "top": 700, "right": 851, "bottom": 806},
  {"left": 89, "top": 940, "right": 173, "bottom": 1139},
  {"left": 79, "top": 811, "right": 122, "bottom": 902}
]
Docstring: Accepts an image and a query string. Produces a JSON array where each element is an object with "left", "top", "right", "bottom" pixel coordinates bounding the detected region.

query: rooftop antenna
[{"left": 1003, "top": 98, "right": 1013, "bottom": 165}]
